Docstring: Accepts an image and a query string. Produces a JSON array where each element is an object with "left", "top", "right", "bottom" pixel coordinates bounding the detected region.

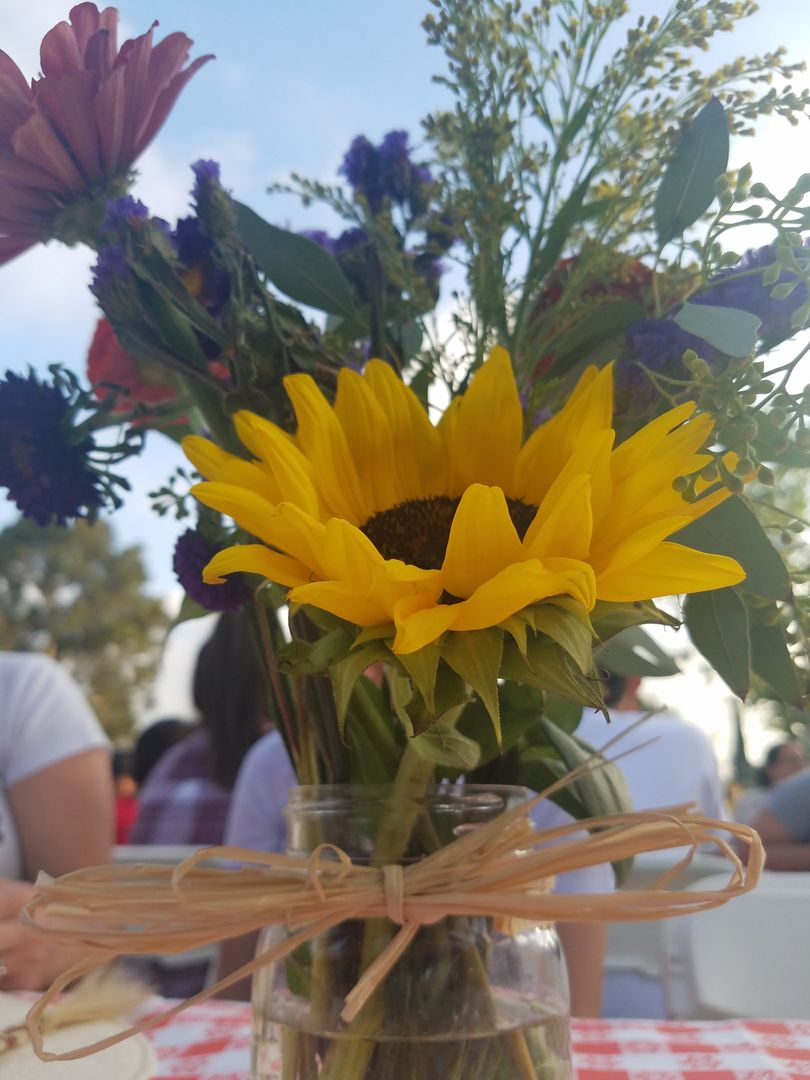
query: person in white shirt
[
  {"left": 576, "top": 673, "right": 726, "bottom": 821},
  {"left": 218, "top": 728, "right": 615, "bottom": 1015},
  {"left": 0, "top": 652, "right": 113, "bottom": 989}
]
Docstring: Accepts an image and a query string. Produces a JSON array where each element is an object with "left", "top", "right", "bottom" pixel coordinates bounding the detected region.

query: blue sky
[{"left": 1, "top": 1, "right": 809, "bottom": 597}]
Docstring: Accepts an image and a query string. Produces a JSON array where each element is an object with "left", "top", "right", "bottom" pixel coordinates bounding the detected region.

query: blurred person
[
  {"left": 734, "top": 741, "right": 806, "bottom": 826},
  {"left": 750, "top": 768, "right": 810, "bottom": 870},
  {"left": 575, "top": 672, "right": 726, "bottom": 1019},
  {"left": 112, "top": 748, "right": 138, "bottom": 844},
  {"left": 130, "top": 612, "right": 268, "bottom": 846},
  {"left": 577, "top": 673, "right": 726, "bottom": 820},
  {"left": 0, "top": 651, "right": 113, "bottom": 989},
  {"left": 216, "top": 726, "right": 612, "bottom": 1016}
]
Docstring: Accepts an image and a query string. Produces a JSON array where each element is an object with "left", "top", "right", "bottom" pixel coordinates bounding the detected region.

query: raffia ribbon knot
[{"left": 21, "top": 785, "right": 763, "bottom": 1064}]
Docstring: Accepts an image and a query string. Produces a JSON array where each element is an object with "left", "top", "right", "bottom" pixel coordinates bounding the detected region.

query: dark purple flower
[
  {"left": 92, "top": 244, "right": 131, "bottom": 292},
  {"left": 378, "top": 130, "right": 412, "bottom": 203},
  {"left": 339, "top": 135, "right": 382, "bottom": 210},
  {"left": 693, "top": 243, "right": 810, "bottom": 343},
  {"left": 104, "top": 196, "right": 150, "bottom": 231},
  {"left": 625, "top": 317, "right": 718, "bottom": 369},
  {"left": 191, "top": 159, "right": 221, "bottom": 199},
  {"left": 299, "top": 229, "right": 337, "bottom": 256},
  {"left": 173, "top": 529, "right": 252, "bottom": 611},
  {"left": 0, "top": 370, "right": 105, "bottom": 526}
]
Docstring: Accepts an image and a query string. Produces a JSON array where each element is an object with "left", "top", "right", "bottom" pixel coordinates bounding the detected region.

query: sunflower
[{"left": 183, "top": 347, "right": 743, "bottom": 655}]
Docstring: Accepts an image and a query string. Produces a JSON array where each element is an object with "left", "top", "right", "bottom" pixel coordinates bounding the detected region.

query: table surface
[{"left": 143, "top": 1000, "right": 810, "bottom": 1079}]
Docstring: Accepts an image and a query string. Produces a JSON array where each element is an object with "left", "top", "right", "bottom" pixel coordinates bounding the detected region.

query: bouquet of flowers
[{"left": 0, "top": 1, "right": 805, "bottom": 1076}]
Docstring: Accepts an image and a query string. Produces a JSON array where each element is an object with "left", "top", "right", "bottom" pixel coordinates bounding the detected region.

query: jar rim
[{"left": 286, "top": 781, "right": 533, "bottom": 812}]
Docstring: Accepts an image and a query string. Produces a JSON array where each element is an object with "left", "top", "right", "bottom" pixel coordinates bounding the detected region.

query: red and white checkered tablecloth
[{"left": 145, "top": 1002, "right": 810, "bottom": 1079}]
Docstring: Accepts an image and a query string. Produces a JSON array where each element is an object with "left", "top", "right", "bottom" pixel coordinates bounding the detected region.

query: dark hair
[
  {"left": 133, "top": 718, "right": 190, "bottom": 786},
  {"left": 755, "top": 742, "right": 792, "bottom": 788},
  {"left": 112, "top": 748, "right": 134, "bottom": 779},
  {"left": 192, "top": 610, "right": 268, "bottom": 789},
  {"left": 602, "top": 672, "right": 627, "bottom": 708}
]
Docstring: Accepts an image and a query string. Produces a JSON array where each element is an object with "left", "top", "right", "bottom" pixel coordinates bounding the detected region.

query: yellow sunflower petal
[
  {"left": 442, "top": 483, "right": 524, "bottom": 599},
  {"left": 232, "top": 412, "right": 320, "bottom": 519},
  {"left": 203, "top": 544, "right": 310, "bottom": 588},
  {"left": 523, "top": 473, "right": 593, "bottom": 561},
  {"left": 334, "top": 367, "right": 403, "bottom": 511},
  {"left": 446, "top": 346, "right": 524, "bottom": 492},
  {"left": 513, "top": 363, "right": 614, "bottom": 504},
  {"left": 392, "top": 599, "right": 459, "bottom": 654},
  {"left": 283, "top": 373, "right": 370, "bottom": 524},
  {"left": 363, "top": 359, "right": 445, "bottom": 499},
  {"left": 449, "top": 557, "right": 597, "bottom": 632},
  {"left": 289, "top": 580, "right": 392, "bottom": 627},
  {"left": 609, "top": 401, "right": 697, "bottom": 480},
  {"left": 596, "top": 542, "right": 745, "bottom": 601},
  {"left": 591, "top": 514, "right": 692, "bottom": 576},
  {"left": 191, "top": 483, "right": 326, "bottom": 574},
  {"left": 183, "top": 435, "right": 281, "bottom": 503}
]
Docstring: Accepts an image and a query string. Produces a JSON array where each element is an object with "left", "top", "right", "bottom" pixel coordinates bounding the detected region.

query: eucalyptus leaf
[
  {"left": 235, "top": 201, "right": 357, "bottom": 317},
  {"left": 673, "top": 302, "right": 760, "bottom": 358},
  {"left": 595, "top": 626, "right": 680, "bottom": 678},
  {"left": 673, "top": 496, "right": 790, "bottom": 601},
  {"left": 684, "top": 588, "right": 750, "bottom": 699},
  {"left": 654, "top": 96, "right": 729, "bottom": 246},
  {"left": 748, "top": 610, "right": 802, "bottom": 705}
]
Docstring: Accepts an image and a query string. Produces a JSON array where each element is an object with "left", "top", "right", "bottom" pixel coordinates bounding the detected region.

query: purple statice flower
[
  {"left": 378, "top": 130, "right": 412, "bottom": 203},
  {"left": 625, "top": 317, "right": 719, "bottom": 370},
  {"left": 693, "top": 243, "right": 810, "bottom": 342},
  {"left": 173, "top": 529, "right": 252, "bottom": 611},
  {"left": 339, "top": 135, "right": 383, "bottom": 211},
  {"left": 299, "top": 229, "right": 337, "bottom": 256},
  {"left": 191, "top": 159, "right": 221, "bottom": 199},
  {"left": 104, "top": 196, "right": 150, "bottom": 231},
  {"left": 0, "top": 370, "right": 104, "bottom": 526},
  {"left": 91, "top": 244, "right": 132, "bottom": 294},
  {"left": 334, "top": 227, "right": 369, "bottom": 256}
]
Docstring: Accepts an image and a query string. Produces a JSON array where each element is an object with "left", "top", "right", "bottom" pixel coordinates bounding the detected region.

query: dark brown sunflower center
[{"left": 360, "top": 494, "right": 539, "bottom": 570}]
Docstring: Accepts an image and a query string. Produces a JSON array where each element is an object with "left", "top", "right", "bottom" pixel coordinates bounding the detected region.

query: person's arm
[
  {"left": 557, "top": 922, "right": 606, "bottom": 1017},
  {"left": 0, "top": 879, "right": 95, "bottom": 991},
  {"left": 749, "top": 807, "right": 810, "bottom": 870},
  {"left": 6, "top": 748, "right": 114, "bottom": 880}
]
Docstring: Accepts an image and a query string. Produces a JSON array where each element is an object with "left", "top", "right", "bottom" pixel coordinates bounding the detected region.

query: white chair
[
  {"left": 602, "top": 850, "right": 728, "bottom": 1016},
  {"left": 114, "top": 845, "right": 220, "bottom": 984},
  {"left": 659, "top": 870, "right": 810, "bottom": 1019}
]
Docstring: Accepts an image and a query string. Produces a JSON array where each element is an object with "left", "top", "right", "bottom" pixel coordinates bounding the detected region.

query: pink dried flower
[{"left": 0, "top": 3, "right": 212, "bottom": 264}]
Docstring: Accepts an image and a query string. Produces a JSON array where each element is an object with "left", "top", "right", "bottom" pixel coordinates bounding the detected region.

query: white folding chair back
[
  {"left": 605, "top": 851, "right": 727, "bottom": 980},
  {"left": 114, "top": 845, "right": 219, "bottom": 977},
  {"left": 659, "top": 870, "right": 810, "bottom": 1019}
]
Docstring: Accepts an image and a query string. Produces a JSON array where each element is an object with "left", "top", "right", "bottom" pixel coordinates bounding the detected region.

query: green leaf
[
  {"left": 502, "top": 638, "right": 604, "bottom": 709},
  {"left": 277, "top": 627, "right": 353, "bottom": 676},
  {"left": 542, "top": 693, "right": 583, "bottom": 735},
  {"left": 654, "top": 96, "right": 729, "bottom": 246},
  {"left": 684, "top": 588, "right": 750, "bottom": 699},
  {"left": 235, "top": 201, "right": 358, "bottom": 316},
  {"left": 673, "top": 302, "right": 760, "bottom": 358},
  {"left": 520, "top": 719, "right": 633, "bottom": 882},
  {"left": 673, "top": 496, "right": 791, "bottom": 601},
  {"left": 529, "top": 604, "right": 595, "bottom": 674},
  {"left": 331, "top": 642, "right": 391, "bottom": 737},
  {"left": 171, "top": 594, "right": 212, "bottom": 628},
  {"left": 410, "top": 721, "right": 481, "bottom": 772},
  {"left": 748, "top": 610, "right": 802, "bottom": 705},
  {"left": 595, "top": 626, "right": 680, "bottom": 678},
  {"left": 442, "top": 628, "right": 504, "bottom": 746},
  {"left": 457, "top": 682, "right": 545, "bottom": 767},
  {"left": 397, "top": 643, "right": 441, "bottom": 714},
  {"left": 532, "top": 169, "right": 596, "bottom": 284},
  {"left": 590, "top": 600, "right": 680, "bottom": 642}
]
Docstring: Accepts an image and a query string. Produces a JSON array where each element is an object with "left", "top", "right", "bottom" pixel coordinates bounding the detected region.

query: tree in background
[{"left": 0, "top": 517, "right": 168, "bottom": 740}]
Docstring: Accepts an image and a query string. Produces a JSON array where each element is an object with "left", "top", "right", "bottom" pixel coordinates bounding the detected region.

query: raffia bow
[{"left": 21, "top": 779, "right": 762, "bottom": 1063}]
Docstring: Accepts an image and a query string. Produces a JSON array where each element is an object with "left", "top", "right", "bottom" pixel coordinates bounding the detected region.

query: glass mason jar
[{"left": 251, "top": 784, "right": 573, "bottom": 1080}]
